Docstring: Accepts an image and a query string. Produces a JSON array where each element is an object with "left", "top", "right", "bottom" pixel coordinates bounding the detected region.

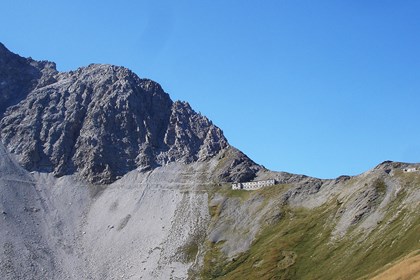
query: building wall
[
  {"left": 404, "top": 167, "right": 418, "bottom": 173},
  {"left": 232, "top": 179, "right": 276, "bottom": 190}
]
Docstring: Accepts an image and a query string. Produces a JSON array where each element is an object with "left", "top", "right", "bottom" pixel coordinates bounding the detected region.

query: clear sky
[{"left": 1, "top": 1, "right": 419, "bottom": 179}]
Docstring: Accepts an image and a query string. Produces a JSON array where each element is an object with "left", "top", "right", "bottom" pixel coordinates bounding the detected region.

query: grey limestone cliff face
[
  {"left": 0, "top": 44, "right": 236, "bottom": 184},
  {"left": 0, "top": 43, "right": 57, "bottom": 118}
]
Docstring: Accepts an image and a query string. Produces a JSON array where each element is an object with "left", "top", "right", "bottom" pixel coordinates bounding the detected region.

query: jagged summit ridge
[
  {"left": 0, "top": 43, "right": 57, "bottom": 117},
  {"left": 0, "top": 44, "right": 232, "bottom": 183}
]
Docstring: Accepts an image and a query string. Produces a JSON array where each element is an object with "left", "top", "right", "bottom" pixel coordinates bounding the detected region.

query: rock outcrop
[
  {"left": 0, "top": 43, "right": 57, "bottom": 118},
  {"left": 0, "top": 44, "right": 247, "bottom": 184}
]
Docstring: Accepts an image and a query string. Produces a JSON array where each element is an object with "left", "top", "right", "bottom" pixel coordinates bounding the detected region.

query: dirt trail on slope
[{"left": 369, "top": 251, "right": 420, "bottom": 280}]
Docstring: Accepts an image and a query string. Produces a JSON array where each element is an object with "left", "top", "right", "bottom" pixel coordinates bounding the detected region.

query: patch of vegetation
[
  {"left": 200, "top": 182, "right": 420, "bottom": 280},
  {"left": 200, "top": 203, "right": 333, "bottom": 279},
  {"left": 220, "top": 187, "right": 253, "bottom": 201},
  {"left": 180, "top": 238, "right": 200, "bottom": 264},
  {"left": 200, "top": 240, "right": 230, "bottom": 279},
  {"left": 209, "top": 203, "right": 222, "bottom": 219},
  {"left": 257, "top": 184, "right": 291, "bottom": 199},
  {"left": 373, "top": 179, "right": 387, "bottom": 196}
]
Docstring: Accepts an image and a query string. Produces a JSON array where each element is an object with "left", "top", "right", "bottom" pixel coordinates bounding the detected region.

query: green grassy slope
[{"left": 199, "top": 171, "right": 420, "bottom": 280}]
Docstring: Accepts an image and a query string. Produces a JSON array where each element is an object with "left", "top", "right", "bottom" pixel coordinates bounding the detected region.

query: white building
[
  {"left": 232, "top": 179, "right": 276, "bottom": 190},
  {"left": 403, "top": 167, "right": 418, "bottom": 173}
]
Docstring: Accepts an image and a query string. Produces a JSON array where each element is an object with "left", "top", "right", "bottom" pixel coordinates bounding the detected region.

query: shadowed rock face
[
  {"left": 0, "top": 45, "right": 234, "bottom": 184},
  {"left": 0, "top": 43, "right": 57, "bottom": 118}
]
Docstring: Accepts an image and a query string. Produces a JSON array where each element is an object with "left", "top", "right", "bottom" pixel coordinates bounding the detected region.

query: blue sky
[{"left": 1, "top": 1, "right": 419, "bottom": 178}]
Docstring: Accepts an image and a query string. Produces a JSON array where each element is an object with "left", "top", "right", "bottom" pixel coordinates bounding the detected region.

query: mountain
[
  {"left": 0, "top": 43, "right": 419, "bottom": 280},
  {"left": 0, "top": 44, "right": 259, "bottom": 184}
]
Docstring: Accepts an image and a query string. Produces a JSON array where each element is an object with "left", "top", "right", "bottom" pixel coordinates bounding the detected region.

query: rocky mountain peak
[
  {"left": 0, "top": 44, "right": 57, "bottom": 117},
  {"left": 0, "top": 44, "right": 237, "bottom": 184}
]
